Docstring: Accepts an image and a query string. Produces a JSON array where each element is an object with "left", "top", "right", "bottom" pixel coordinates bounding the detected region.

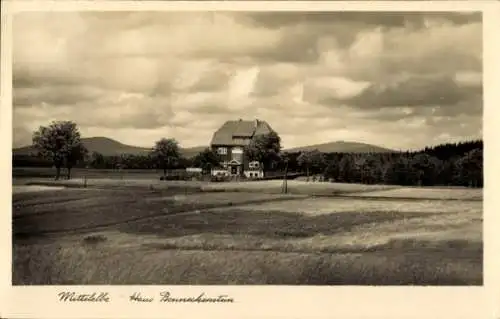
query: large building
[{"left": 210, "top": 119, "right": 274, "bottom": 178}]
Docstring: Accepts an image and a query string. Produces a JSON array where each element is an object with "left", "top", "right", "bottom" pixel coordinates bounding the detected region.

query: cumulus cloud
[
  {"left": 345, "top": 75, "right": 480, "bottom": 109},
  {"left": 12, "top": 11, "right": 482, "bottom": 150},
  {"left": 241, "top": 12, "right": 481, "bottom": 30}
]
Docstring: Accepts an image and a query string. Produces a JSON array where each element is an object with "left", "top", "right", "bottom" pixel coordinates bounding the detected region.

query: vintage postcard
[{"left": 1, "top": 1, "right": 499, "bottom": 318}]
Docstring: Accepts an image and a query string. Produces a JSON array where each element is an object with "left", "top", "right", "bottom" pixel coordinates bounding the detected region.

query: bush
[
  {"left": 185, "top": 172, "right": 203, "bottom": 181},
  {"left": 158, "top": 172, "right": 205, "bottom": 181},
  {"left": 210, "top": 175, "right": 231, "bottom": 183}
]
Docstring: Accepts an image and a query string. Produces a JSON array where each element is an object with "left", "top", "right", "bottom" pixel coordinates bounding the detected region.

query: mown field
[{"left": 12, "top": 178, "right": 483, "bottom": 285}]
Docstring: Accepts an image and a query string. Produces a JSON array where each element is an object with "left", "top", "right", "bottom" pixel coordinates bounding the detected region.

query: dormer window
[{"left": 217, "top": 147, "right": 227, "bottom": 155}]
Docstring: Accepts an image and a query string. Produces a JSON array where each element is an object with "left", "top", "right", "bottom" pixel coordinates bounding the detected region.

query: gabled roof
[{"left": 210, "top": 119, "right": 274, "bottom": 146}]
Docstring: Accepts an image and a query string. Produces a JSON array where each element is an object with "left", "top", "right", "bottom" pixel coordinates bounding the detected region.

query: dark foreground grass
[
  {"left": 12, "top": 190, "right": 302, "bottom": 237},
  {"left": 12, "top": 240, "right": 481, "bottom": 285},
  {"left": 119, "top": 208, "right": 452, "bottom": 240},
  {"left": 12, "top": 187, "right": 483, "bottom": 285}
]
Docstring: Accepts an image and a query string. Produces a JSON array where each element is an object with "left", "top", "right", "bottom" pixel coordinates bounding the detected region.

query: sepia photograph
[{"left": 10, "top": 9, "right": 484, "bottom": 287}]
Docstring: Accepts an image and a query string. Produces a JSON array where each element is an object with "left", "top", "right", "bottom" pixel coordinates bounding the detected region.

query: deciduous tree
[
  {"left": 297, "top": 150, "right": 326, "bottom": 180},
  {"left": 244, "top": 131, "right": 282, "bottom": 177},
  {"left": 89, "top": 151, "right": 105, "bottom": 169},
  {"left": 151, "top": 138, "right": 181, "bottom": 179},
  {"left": 32, "top": 121, "right": 87, "bottom": 180},
  {"left": 193, "top": 148, "right": 221, "bottom": 174}
]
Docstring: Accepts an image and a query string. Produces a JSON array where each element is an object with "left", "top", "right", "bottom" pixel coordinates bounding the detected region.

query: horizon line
[{"left": 13, "top": 135, "right": 483, "bottom": 154}]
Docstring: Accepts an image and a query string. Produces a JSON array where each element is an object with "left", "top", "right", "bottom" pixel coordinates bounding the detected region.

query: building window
[
  {"left": 249, "top": 161, "right": 260, "bottom": 169},
  {"left": 232, "top": 153, "right": 242, "bottom": 163},
  {"left": 232, "top": 138, "right": 248, "bottom": 145},
  {"left": 217, "top": 147, "right": 227, "bottom": 155}
]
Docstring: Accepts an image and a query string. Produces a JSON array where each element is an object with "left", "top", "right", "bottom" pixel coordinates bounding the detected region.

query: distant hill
[
  {"left": 13, "top": 137, "right": 393, "bottom": 158},
  {"left": 13, "top": 137, "right": 207, "bottom": 158},
  {"left": 284, "top": 141, "right": 394, "bottom": 153},
  {"left": 180, "top": 146, "right": 208, "bottom": 159}
]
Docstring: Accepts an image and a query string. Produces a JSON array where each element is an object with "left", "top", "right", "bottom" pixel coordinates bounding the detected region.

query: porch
[{"left": 227, "top": 159, "right": 243, "bottom": 176}]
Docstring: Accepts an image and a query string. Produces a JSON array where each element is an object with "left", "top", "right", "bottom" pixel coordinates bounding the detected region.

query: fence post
[{"left": 282, "top": 160, "right": 288, "bottom": 194}]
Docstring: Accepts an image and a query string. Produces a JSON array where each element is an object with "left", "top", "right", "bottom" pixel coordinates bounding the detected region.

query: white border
[
  {"left": 2, "top": 2, "right": 499, "bottom": 319},
  {"left": 2, "top": 0, "right": 498, "bottom": 12}
]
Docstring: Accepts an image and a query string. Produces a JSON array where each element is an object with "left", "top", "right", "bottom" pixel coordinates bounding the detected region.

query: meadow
[
  {"left": 13, "top": 167, "right": 170, "bottom": 180},
  {"left": 12, "top": 177, "right": 483, "bottom": 285}
]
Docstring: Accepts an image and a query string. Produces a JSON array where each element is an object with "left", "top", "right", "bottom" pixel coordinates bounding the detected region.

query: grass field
[
  {"left": 13, "top": 167, "right": 166, "bottom": 179},
  {"left": 15, "top": 175, "right": 483, "bottom": 200},
  {"left": 12, "top": 178, "right": 483, "bottom": 285}
]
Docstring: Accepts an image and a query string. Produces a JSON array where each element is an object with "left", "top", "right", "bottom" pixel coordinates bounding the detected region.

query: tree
[
  {"left": 383, "top": 155, "right": 412, "bottom": 186},
  {"left": 65, "top": 143, "right": 88, "bottom": 179},
  {"left": 323, "top": 161, "right": 339, "bottom": 182},
  {"left": 297, "top": 150, "right": 326, "bottom": 180},
  {"left": 454, "top": 148, "right": 483, "bottom": 187},
  {"left": 89, "top": 152, "right": 105, "bottom": 169},
  {"left": 192, "top": 148, "right": 221, "bottom": 174},
  {"left": 410, "top": 153, "right": 441, "bottom": 186},
  {"left": 244, "top": 131, "right": 282, "bottom": 177},
  {"left": 32, "top": 121, "right": 87, "bottom": 180},
  {"left": 362, "top": 154, "right": 383, "bottom": 184},
  {"left": 297, "top": 151, "right": 311, "bottom": 179},
  {"left": 338, "top": 154, "right": 354, "bottom": 183},
  {"left": 151, "top": 138, "right": 181, "bottom": 179},
  {"left": 107, "top": 155, "right": 121, "bottom": 170},
  {"left": 119, "top": 153, "right": 133, "bottom": 169}
]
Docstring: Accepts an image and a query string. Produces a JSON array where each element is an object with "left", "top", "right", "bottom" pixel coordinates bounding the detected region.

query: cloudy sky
[{"left": 12, "top": 11, "right": 482, "bottom": 150}]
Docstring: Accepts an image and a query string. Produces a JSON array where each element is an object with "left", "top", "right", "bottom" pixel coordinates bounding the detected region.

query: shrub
[{"left": 210, "top": 175, "right": 231, "bottom": 183}]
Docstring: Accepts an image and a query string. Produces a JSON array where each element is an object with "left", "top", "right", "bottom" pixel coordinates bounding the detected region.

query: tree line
[
  {"left": 14, "top": 120, "right": 482, "bottom": 187},
  {"left": 285, "top": 142, "right": 482, "bottom": 188}
]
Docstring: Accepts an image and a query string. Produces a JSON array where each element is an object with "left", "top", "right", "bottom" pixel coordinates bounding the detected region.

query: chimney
[{"left": 254, "top": 119, "right": 259, "bottom": 128}]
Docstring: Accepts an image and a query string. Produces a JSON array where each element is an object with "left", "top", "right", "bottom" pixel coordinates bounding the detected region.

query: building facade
[{"left": 210, "top": 119, "right": 274, "bottom": 178}]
